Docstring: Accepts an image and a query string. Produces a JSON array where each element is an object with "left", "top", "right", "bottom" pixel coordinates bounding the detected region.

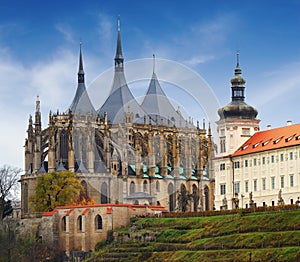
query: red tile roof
[
  {"left": 233, "top": 123, "right": 300, "bottom": 157},
  {"left": 82, "top": 208, "right": 90, "bottom": 215},
  {"left": 42, "top": 204, "right": 167, "bottom": 216},
  {"left": 42, "top": 210, "right": 57, "bottom": 216}
]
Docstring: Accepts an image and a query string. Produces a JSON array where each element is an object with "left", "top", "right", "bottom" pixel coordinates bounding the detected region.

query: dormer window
[
  {"left": 242, "top": 144, "right": 249, "bottom": 150},
  {"left": 273, "top": 137, "right": 282, "bottom": 144},
  {"left": 262, "top": 139, "right": 271, "bottom": 146},
  {"left": 285, "top": 135, "right": 294, "bottom": 142}
]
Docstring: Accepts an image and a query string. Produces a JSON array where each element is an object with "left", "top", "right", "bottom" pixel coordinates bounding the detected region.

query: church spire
[
  {"left": 153, "top": 54, "right": 156, "bottom": 74},
  {"left": 78, "top": 42, "right": 85, "bottom": 84},
  {"left": 234, "top": 50, "right": 242, "bottom": 77},
  {"left": 236, "top": 50, "right": 240, "bottom": 68},
  {"left": 35, "top": 96, "right": 41, "bottom": 130},
  {"left": 217, "top": 52, "right": 258, "bottom": 121},
  {"left": 114, "top": 15, "right": 124, "bottom": 71}
]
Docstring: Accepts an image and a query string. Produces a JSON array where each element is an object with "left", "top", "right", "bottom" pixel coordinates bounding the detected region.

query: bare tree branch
[{"left": 0, "top": 165, "right": 22, "bottom": 221}]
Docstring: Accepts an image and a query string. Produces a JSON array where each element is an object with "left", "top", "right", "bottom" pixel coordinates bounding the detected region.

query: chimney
[
  {"left": 267, "top": 124, "right": 271, "bottom": 130},
  {"left": 287, "top": 120, "right": 292, "bottom": 126}
]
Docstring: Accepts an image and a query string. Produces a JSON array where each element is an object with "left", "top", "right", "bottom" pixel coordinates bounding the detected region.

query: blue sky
[{"left": 1, "top": 0, "right": 300, "bottom": 169}]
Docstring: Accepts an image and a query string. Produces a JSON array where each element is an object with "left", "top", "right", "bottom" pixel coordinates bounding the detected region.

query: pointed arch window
[
  {"left": 77, "top": 215, "right": 83, "bottom": 232},
  {"left": 143, "top": 180, "right": 147, "bottom": 192},
  {"left": 59, "top": 129, "right": 69, "bottom": 163},
  {"left": 62, "top": 216, "right": 66, "bottom": 232},
  {"left": 81, "top": 180, "right": 88, "bottom": 195},
  {"left": 168, "top": 183, "right": 175, "bottom": 212},
  {"left": 130, "top": 181, "right": 135, "bottom": 195},
  {"left": 156, "top": 181, "right": 160, "bottom": 192},
  {"left": 95, "top": 215, "right": 103, "bottom": 230}
]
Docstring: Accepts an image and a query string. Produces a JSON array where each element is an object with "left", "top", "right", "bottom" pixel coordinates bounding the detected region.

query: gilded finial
[{"left": 118, "top": 14, "right": 121, "bottom": 32}]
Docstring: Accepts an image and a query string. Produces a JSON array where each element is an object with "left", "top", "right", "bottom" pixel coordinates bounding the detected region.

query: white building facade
[{"left": 214, "top": 123, "right": 300, "bottom": 210}]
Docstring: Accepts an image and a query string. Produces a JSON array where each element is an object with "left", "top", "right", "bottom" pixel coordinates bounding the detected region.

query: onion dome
[{"left": 218, "top": 52, "right": 258, "bottom": 120}]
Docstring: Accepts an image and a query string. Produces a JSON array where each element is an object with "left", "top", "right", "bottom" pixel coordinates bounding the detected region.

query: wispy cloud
[
  {"left": 97, "top": 13, "right": 114, "bottom": 40},
  {"left": 253, "top": 61, "right": 300, "bottom": 107},
  {"left": 184, "top": 55, "right": 215, "bottom": 66},
  {"left": 55, "top": 23, "right": 75, "bottom": 43}
]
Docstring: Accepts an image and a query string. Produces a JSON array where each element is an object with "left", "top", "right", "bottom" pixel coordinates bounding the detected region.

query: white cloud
[
  {"left": 0, "top": 46, "right": 81, "bottom": 169},
  {"left": 28, "top": 50, "right": 77, "bottom": 110}
]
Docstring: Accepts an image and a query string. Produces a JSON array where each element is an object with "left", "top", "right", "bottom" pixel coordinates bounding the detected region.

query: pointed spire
[
  {"left": 69, "top": 43, "right": 96, "bottom": 115},
  {"left": 114, "top": 15, "right": 124, "bottom": 70},
  {"left": 29, "top": 114, "right": 33, "bottom": 125},
  {"left": 36, "top": 95, "right": 40, "bottom": 113},
  {"left": 236, "top": 50, "right": 240, "bottom": 68},
  {"left": 208, "top": 122, "right": 212, "bottom": 137},
  {"left": 153, "top": 54, "right": 156, "bottom": 74},
  {"left": 35, "top": 96, "right": 41, "bottom": 132},
  {"left": 217, "top": 51, "right": 258, "bottom": 120},
  {"left": 231, "top": 51, "right": 245, "bottom": 101},
  {"left": 78, "top": 42, "right": 85, "bottom": 84},
  {"left": 234, "top": 50, "right": 242, "bottom": 76}
]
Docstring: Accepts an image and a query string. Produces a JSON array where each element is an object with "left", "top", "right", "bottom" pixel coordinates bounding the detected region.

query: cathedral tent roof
[
  {"left": 69, "top": 83, "right": 96, "bottom": 115},
  {"left": 98, "top": 18, "right": 145, "bottom": 124},
  {"left": 141, "top": 72, "right": 186, "bottom": 126},
  {"left": 98, "top": 77, "right": 146, "bottom": 124},
  {"left": 69, "top": 44, "right": 96, "bottom": 116},
  {"left": 37, "top": 161, "right": 48, "bottom": 174},
  {"left": 56, "top": 161, "right": 67, "bottom": 172},
  {"left": 75, "top": 161, "right": 89, "bottom": 173}
]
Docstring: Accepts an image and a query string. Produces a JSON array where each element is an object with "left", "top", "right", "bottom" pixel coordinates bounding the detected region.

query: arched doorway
[
  {"left": 178, "top": 184, "right": 188, "bottom": 212},
  {"left": 204, "top": 185, "right": 209, "bottom": 211},
  {"left": 100, "top": 182, "right": 108, "bottom": 204},
  {"left": 168, "top": 183, "right": 175, "bottom": 212}
]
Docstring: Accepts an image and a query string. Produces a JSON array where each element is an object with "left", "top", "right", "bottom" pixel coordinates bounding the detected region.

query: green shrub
[{"left": 95, "top": 240, "right": 107, "bottom": 251}]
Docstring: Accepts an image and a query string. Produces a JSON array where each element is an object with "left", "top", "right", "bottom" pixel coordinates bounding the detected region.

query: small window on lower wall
[
  {"left": 95, "top": 214, "right": 103, "bottom": 230},
  {"left": 62, "top": 216, "right": 66, "bottom": 232},
  {"left": 77, "top": 215, "right": 82, "bottom": 232}
]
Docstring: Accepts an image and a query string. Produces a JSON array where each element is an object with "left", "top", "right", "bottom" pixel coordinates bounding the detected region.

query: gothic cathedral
[{"left": 20, "top": 19, "right": 214, "bottom": 216}]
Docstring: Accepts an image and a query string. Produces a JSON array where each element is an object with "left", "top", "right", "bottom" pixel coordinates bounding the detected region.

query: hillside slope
[{"left": 89, "top": 210, "right": 300, "bottom": 261}]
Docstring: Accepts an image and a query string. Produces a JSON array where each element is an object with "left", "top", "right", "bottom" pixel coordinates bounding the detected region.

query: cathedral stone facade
[{"left": 21, "top": 19, "right": 214, "bottom": 217}]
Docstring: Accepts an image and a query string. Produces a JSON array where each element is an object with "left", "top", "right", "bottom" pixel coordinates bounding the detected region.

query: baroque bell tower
[{"left": 216, "top": 52, "right": 260, "bottom": 156}]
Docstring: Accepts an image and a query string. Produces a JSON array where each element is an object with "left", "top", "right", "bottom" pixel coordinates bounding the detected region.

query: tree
[
  {"left": 73, "top": 191, "right": 96, "bottom": 206},
  {"left": 3, "top": 200, "right": 13, "bottom": 219},
  {"left": 0, "top": 165, "right": 21, "bottom": 221},
  {"left": 30, "top": 171, "right": 84, "bottom": 212}
]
